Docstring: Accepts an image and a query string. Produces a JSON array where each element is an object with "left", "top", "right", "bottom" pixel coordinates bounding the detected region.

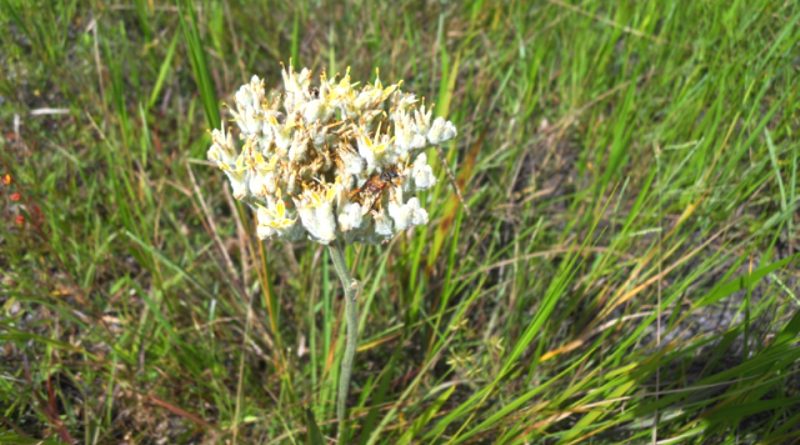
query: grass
[{"left": 1, "top": 0, "right": 799, "bottom": 443}]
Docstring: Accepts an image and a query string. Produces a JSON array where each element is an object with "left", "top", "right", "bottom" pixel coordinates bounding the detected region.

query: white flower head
[
  {"left": 338, "top": 202, "right": 365, "bottom": 232},
  {"left": 208, "top": 124, "right": 235, "bottom": 160},
  {"left": 338, "top": 148, "right": 365, "bottom": 187},
  {"left": 256, "top": 196, "right": 301, "bottom": 240},
  {"left": 427, "top": 117, "right": 457, "bottom": 145},
  {"left": 233, "top": 76, "right": 267, "bottom": 137},
  {"left": 207, "top": 64, "right": 457, "bottom": 244},
  {"left": 392, "top": 110, "right": 428, "bottom": 155},
  {"left": 295, "top": 183, "right": 338, "bottom": 244},
  {"left": 224, "top": 167, "right": 248, "bottom": 200},
  {"left": 373, "top": 207, "right": 394, "bottom": 237},
  {"left": 356, "top": 128, "right": 393, "bottom": 173},
  {"left": 388, "top": 196, "right": 429, "bottom": 231},
  {"left": 411, "top": 153, "right": 436, "bottom": 190},
  {"left": 288, "top": 133, "right": 310, "bottom": 162}
]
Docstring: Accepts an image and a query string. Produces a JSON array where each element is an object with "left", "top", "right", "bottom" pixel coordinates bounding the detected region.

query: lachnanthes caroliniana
[{"left": 207, "top": 65, "right": 456, "bottom": 438}]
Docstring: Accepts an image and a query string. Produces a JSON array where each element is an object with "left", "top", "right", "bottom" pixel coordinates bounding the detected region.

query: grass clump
[{"left": 1, "top": 0, "right": 798, "bottom": 443}]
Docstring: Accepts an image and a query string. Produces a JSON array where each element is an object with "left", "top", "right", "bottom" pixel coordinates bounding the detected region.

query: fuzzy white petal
[
  {"left": 411, "top": 153, "right": 436, "bottom": 190},
  {"left": 427, "top": 117, "right": 457, "bottom": 144},
  {"left": 338, "top": 202, "right": 364, "bottom": 232}
]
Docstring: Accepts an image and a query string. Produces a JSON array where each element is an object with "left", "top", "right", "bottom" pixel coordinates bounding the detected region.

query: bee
[{"left": 350, "top": 168, "right": 401, "bottom": 210}]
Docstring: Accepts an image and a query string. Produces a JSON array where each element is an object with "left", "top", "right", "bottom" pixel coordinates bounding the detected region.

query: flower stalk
[
  {"left": 328, "top": 242, "right": 359, "bottom": 439},
  {"left": 206, "top": 64, "right": 457, "bottom": 438}
]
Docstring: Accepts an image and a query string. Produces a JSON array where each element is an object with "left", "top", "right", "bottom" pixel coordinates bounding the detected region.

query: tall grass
[{"left": 1, "top": 0, "right": 798, "bottom": 443}]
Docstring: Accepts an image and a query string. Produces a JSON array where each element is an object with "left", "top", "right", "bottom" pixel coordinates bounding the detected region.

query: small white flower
[
  {"left": 411, "top": 153, "right": 436, "bottom": 190},
  {"left": 216, "top": 152, "right": 249, "bottom": 199},
  {"left": 338, "top": 202, "right": 364, "bottom": 232},
  {"left": 248, "top": 171, "right": 276, "bottom": 197},
  {"left": 297, "top": 202, "right": 336, "bottom": 244},
  {"left": 296, "top": 185, "right": 338, "bottom": 244},
  {"left": 391, "top": 111, "right": 426, "bottom": 154},
  {"left": 233, "top": 76, "right": 267, "bottom": 137},
  {"left": 373, "top": 208, "right": 394, "bottom": 237},
  {"left": 273, "top": 120, "right": 293, "bottom": 154},
  {"left": 257, "top": 111, "right": 279, "bottom": 150},
  {"left": 338, "top": 148, "right": 365, "bottom": 186},
  {"left": 225, "top": 169, "right": 248, "bottom": 199},
  {"left": 356, "top": 130, "right": 391, "bottom": 173},
  {"left": 239, "top": 142, "right": 279, "bottom": 197},
  {"left": 208, "top": 124, "right": 236, "bottom": 166},
  {"left": 256, "top": 198, "right": 297, "bottom": 240},
  {"left": 256, "top": 222, "right": 277, "bottom": 239},
  {"left": 392, "top": 92, "right": 418, "bottom": 111},
  {"left": 427, "top": 117, "right": 457, "bottom": 144},
  {"left": 282, "top": 66, "right": 312, "bottom": 114},
  {"left": 288, "top": 133, "right": 309, "bottom": 162},
  {"left": 413, "top": 105, "right": 432, "bottom": 134},
  {"left": 302, "top": 98, "right": 327, "bottom": 123},
  {"left": 309, "top": 123, "right": 329, "bottom": 149},
  {"left": 354, "top": 88, "right": 382, "bottom": 110},
  {"left": 388, "top": 196, "right": 428, "bottom": 231},
  {"left": 408, "top": 201, "right": 429, "bottom": 226},
  {"left": 283, "top": 67, "right": 312, "bottom": 94},
  {"left": 235, "top": 76, "right": 265, "bottom": 110}
]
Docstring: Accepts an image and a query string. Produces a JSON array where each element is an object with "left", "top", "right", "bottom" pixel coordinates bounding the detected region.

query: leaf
[{"left": 305, "top": 408, "right": 325, "bottom": 445}]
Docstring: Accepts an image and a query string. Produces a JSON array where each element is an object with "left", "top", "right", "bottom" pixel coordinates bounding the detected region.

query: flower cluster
[{"left": 208, "top": 66, "right": 456, "bottom": 244}]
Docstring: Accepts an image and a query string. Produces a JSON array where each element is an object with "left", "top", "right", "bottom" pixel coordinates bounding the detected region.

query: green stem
[{"left": 329, "top": 242, "right": 359, "bottom": 440}]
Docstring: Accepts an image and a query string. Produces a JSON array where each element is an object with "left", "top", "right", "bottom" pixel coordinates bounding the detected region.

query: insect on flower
[{"left": 350, "top": 168, "right": 401, "bottom": 210}]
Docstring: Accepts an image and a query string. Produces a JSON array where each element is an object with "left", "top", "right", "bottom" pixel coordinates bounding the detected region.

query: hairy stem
[{"left": 329, "top": 242, "right": 359, "bottom": 440}]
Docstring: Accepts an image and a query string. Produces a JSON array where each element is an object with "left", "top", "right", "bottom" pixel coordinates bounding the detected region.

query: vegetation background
[{"left": 1, "top": 0, "right": 799, "bottom": 443}]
